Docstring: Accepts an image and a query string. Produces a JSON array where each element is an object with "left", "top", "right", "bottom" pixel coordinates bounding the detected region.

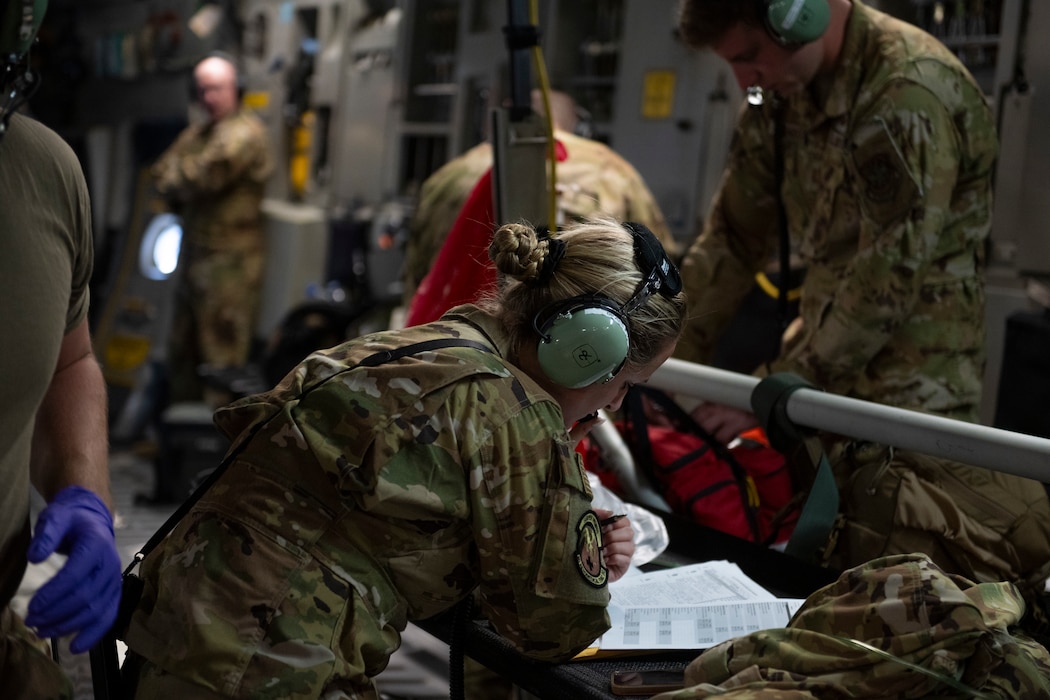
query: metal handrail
[
  {"left": 589, "top": 411, "right": 671, "bottom": 512},
  {"left": 648, "top": 358, "right": 1050, "bottom": 482}
]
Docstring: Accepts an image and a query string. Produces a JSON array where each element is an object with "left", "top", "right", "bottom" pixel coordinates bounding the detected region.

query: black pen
[{"left": 600, "top": 513, "right": 627, "bottom": 527}]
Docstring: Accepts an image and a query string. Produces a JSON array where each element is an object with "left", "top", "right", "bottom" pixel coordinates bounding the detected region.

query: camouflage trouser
[
  {"left": 0, "top": 606, "right": 73, "bottom": 700},
  {"left": 167, "top": 244, "right": 265, "bottom": 403},
  {"left": 828, "top": 442, "right": 1050, "bottom": 615}
]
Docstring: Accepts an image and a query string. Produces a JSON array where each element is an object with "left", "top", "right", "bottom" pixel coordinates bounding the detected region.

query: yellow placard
[
  {"left": 243, "top": 90, "right": 270, "bottom": 111},
  {"left": 104, "top": 334, "right": 151, "bottom": 373},
  {"left": 641, "top": 70, "right": 676, "bottom": 120}
]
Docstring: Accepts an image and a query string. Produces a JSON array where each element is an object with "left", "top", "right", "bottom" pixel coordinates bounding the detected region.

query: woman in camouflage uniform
[{"left": 122, "top": 216, "right": 686, "bottom": 699}]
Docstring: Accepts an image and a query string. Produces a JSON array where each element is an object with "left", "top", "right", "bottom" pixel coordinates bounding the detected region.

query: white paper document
[{"left": 591, "top": 560, "right": 806, "bottom": 652}]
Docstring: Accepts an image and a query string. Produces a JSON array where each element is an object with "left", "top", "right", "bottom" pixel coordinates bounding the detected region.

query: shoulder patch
[
  {"left": 574, "top": 510, "right": 608, "bottom": 588},
  {"left": 851, "top": 123, "right": 920, "bottom": 226},
  {"left": 859, "top": 151, "right": 901, "bottom": 203}
]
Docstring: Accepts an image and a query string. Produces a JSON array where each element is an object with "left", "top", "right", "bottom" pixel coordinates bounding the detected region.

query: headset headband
[
  {"left": 620, "top": 221, "right": 683, "bottom": 314},
  {"left": 531, "top": 222, "right": 681, "bottom": 388},
  {"left": 0, "top": 0, "right": 45, "bottom": 143}
]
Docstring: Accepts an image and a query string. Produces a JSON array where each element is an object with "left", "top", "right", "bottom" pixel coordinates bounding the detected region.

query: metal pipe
[
  {"left": 649, "top": 358, "right": 1050, "bottom": 482},
  {"left": 588, "top": 410, "right": 671, "bottom": 512}
]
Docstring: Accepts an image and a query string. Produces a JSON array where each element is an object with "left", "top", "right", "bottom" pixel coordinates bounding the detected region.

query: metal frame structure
[
  {"left": 648, "top": 358, "right": 1050, "bottom": 481},
  {"left": 593, "top": 356, "right": 1050, "bottom": 513}
]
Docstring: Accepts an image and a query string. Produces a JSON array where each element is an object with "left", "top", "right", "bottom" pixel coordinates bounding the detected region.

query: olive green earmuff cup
[
  {"left": 531, "top": 220, "right": 681, "bottom": 390},
  {"left": 0, "top": 0, "right": 47, "bottom": 59},
  {"left": 765, "top": 0, "right": 829, "bottom": 46},
  {"left": 535, "top": 304, "right": 631, "bottom": 389}
]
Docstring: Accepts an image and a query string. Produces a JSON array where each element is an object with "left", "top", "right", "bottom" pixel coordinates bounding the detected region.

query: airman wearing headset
[
  {"left": 121, "top": 216, "right": 686, "bottom": 698},
  {"left": 675, "top": 0, "right": 996, "bottom": 436},
  {"left": 151, "top": 50, "right": 274, "bottom": 411},
  {"left": 0, "top": 1, "right": 121, "bottom": 697},
  {"left": 671, "top": 1, "right": 1050, "bottom": 607}
]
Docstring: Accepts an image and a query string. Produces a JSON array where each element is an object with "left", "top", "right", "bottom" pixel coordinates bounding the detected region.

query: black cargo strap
[{"left": 751, "top": 372, "right": 839, "bottom": 565}]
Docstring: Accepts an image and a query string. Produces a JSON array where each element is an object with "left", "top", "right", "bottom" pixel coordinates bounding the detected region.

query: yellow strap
[
  {"left": 755, "top": 271, "right": 802, "bottom": 302},
  {"left": 745, "top": 475, "right": 760, "bottom": 509}
]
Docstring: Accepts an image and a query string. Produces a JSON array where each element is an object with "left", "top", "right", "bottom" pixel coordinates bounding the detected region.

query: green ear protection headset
[
  {"left": 0, "top": 0, "right": 44, "bottom": 58},
  {"left": 764, "top": 0, "right": 829, "bottom": 46},
  {"left": 0, "top": 0, "right": 46, "bottom": 141},
  {"left": 533, "top": 222, "right": 682, "bottom": 389}
]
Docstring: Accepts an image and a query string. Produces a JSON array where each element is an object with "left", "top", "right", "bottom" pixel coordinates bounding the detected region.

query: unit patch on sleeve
[
  {"left": 574, "top": 510, "right": 608, "bottom": 588},
  {"left": 859, "top": 151, "right": 901, "bottom": 203},
  {"left": 851, "top": 120, "right": 920, "bottom": 226}
]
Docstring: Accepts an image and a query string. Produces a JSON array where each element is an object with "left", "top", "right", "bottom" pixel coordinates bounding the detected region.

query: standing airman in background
[{"left": 152, "top": 51, "right": 274, "bottom": 407}]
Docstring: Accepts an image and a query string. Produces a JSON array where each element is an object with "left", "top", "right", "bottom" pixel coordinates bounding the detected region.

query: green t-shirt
[{"left": 0, "top": 114, "right": 94, "bottom": 604}]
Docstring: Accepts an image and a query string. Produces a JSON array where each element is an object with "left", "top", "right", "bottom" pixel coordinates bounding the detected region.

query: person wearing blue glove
[
  {"left": 25, "top": 486, "right": 122, "bottom": 654},
  {"left": 0, "top": 1, "right": 122, "bottom": 696}
]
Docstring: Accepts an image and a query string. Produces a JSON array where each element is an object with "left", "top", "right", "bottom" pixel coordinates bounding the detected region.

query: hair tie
[{"left": 535, "top": 234, "right": 566, "bottom": 286}]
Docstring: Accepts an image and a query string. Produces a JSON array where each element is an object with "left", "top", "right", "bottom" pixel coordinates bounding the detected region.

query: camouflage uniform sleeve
[
  {"left": 656, "top": 554, "right": 1050, "bottom": 699},
  {"left": 150, "top": 127, "right": 199, "bottom": 203},
  {"left": 471, "top": 400, "right": 611, "bottom": 662},
  {"left": 674, "top": 107, "right": 781, "bottom": 365},
  {"left": 151, "top": 115, "right": 270, "bottom": 203},
  {"left": 769, "top": 81, "right": 962, "bottom": 392}
]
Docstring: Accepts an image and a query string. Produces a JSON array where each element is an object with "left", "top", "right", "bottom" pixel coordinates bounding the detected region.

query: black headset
[
  {"left": 0, "top": 0, "right": 46, "bottom": 141},
  {"left": 533, "top": 222, "right": 682, "bottom": 389},
  {"left": 763, "top": 0, "right": 830, "bottom": 46}
]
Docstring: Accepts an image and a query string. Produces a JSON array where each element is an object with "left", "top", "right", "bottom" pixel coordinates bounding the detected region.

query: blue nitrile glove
[{"left": 25, "top": 485, "right": 122, "bottom": 654}]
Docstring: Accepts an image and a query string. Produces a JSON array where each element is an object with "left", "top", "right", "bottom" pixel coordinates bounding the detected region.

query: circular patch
[{"left": 575, "top": 510, "right": 608, "bottom": 587}]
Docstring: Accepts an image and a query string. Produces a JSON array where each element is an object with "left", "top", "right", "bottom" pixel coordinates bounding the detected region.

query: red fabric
[
  {"left": 405, "top": 169, "right": 498, "bottom": 327},
  {"left": 405, "top": 139, "right": 570, "bottom": 327},
  {"left": 584, "top": 421, "right": 798, "bottom": 546},
  {"left": 647, "top": 425, "right": 796, "bottom": 545}
]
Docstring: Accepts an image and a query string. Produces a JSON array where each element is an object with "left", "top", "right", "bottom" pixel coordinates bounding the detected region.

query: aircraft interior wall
[{"left": 23, "top": 0, "right": 1050, "bottom": 443}]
